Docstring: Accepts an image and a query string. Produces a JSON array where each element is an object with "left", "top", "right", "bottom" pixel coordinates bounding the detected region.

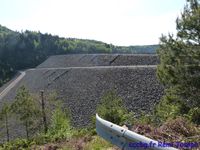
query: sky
[{"left": 0, "top": 0, "right": 186, "bottom": 46}]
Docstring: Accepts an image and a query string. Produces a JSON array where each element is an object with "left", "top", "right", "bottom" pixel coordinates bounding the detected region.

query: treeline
[
  {"left": 0, "top": 25, "right": 158, "bottom": 86},
  {"left": 113, "top": 45, "right": 158, "bottom": 54}
]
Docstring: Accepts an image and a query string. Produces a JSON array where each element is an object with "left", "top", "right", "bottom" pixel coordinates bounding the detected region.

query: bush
[
  {"left": 83, "top": 136, "right": 112, "bottom": 150},
  {"left": 0, "top": 139, "right": 35, "bottom": 150},
  {"left": 135, "top": 112, "right": 154, "bottom": 125},
  {"left": 154, "top": 88, "right": 200, "bottom": 126},
  {"left": 97, "top": 91, "right": 134, "bottom": 126},
  {"left": 154, "top": 87, "right": 190, "bottom": 124},
  {"left": 45, "top": 106, "right": 73, "bottom": 142},
  {"left": 187, "top": 107, "right": 200, "bottom": 125}
]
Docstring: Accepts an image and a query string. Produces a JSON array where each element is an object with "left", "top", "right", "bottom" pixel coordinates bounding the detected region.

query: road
[
  {"left": 0, "top": 71, "right": 26, "bottom": 100},
  {"left": 30, "top": 65, "right": 157, "bottom": 71},
  {"left": 0, "top": 65, "right": 157, "bottom": 100}
]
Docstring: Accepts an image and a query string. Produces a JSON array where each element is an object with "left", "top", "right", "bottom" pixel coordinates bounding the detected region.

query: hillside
[
  {"left": 37, "top": 54, "right": 159, "bottom": 68},
  {"left": 0, "top": 25, "right": 158, "bottom": 87},
  {"left": 0, "top": 25, "right": 16, "bottom": 35},
  {"left": 0, "top": 54, "right": 163, "bottom": 141}
]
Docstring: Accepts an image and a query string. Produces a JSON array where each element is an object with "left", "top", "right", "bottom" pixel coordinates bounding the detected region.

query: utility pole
[{"left": 40, "top": 90, "right": 48, "bottom": 134}]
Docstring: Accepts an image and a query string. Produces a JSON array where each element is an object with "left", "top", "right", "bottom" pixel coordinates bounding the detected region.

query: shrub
[
  {"left": 135, "top": 112, "right": 154, "bottom": 125},
  {"left": 154, "top": 87, "right": 190, "bottom": 124},
  {"left": 154, "top": 87, "right": 200, "bottom": 126},
  {"left": 45, "top": 106, "right": 73, "bottom": 142},
  {"left": 83, "top": 136, "right": 112, "bottom": 150},
  {"left": 0, "top": 139, "right": 35, "bottom": 150},
  {"left": 97, "top": 91, "right": 134, "bottom": 126},
  {"left": 187, "top": 107, "right": 200, "bottom": 125}
]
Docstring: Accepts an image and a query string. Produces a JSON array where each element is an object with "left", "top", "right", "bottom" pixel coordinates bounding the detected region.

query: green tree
[
  {"left": 38, "top": 91, "right": 62, "bottom": 133},
  {"left": 0, "top": 103, "right": 11, "bottom": 142},
  {"left": 157, "top": 0, "right": 200, "bottom": 123},
  {"left": 46, "top": 106, "right": 72, "bottom": 141},
  {"left": 11, "top": 86, "right": 40, "bottom": 139}
]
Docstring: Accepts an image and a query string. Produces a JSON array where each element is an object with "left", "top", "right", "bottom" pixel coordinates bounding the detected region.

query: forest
[{"left": 0, "top": 25, "right": 158, "bottom": 86}]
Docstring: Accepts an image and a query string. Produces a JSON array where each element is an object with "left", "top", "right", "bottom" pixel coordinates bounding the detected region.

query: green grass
[{"left": 83, "top": 136, "right": 113, "bottom": 150}]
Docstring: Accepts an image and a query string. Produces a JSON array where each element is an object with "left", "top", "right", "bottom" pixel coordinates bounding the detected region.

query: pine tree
[
  {"left": 0, "top": 103, "right": 11, "bottom": 142},
  {"left": 11, "top": 86, "right": 40, "bottom": 139},
  {"left": 157, "top": 0, "right": 200, "bottom": 124},
  {"left": 157, "top": 0, "right": 200, "bottom": 108}
]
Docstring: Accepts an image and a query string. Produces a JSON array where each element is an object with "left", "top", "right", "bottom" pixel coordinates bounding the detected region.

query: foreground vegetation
[
  {"left": 0, "top": 90, "right": 199, "bottom": 150},
  {"left": 0, "top": 88, "right": 115, "bottom": 150}
]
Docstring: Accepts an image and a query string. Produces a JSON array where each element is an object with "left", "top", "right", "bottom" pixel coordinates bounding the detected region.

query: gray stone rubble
[{"left": 0, "top": 54, "right": 163, "bottom": 141}]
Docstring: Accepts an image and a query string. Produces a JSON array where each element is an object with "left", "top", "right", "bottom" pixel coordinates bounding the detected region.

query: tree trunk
[
  {"left": 41, "top": 90, "right": 48, "bottom": 134},
  {"left": 5, "top": 112, "right": 9, "bottom": 142},
  {"left": 25, "top": 121, "right": 29, "bottom": 140}
]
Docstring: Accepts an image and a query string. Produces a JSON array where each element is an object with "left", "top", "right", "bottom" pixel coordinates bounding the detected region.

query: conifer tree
[
  {"left": 11, "top": 86, "right": 40, "bottom": 139},
  {"left": 157, "top": 0, "right": 200, "bottom": 109},
  {"left": 0, "top": 103, "right": 11, "bottom": 142}
]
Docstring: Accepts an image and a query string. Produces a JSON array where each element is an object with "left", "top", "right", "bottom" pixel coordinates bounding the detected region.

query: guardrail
[{"left": 96, "top": 114, "right": 178, "bottom": 150}]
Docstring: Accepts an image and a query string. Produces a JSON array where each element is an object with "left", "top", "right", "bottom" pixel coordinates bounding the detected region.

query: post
[
  {"left": 40, "top": 90, "right": 48, "bottom": 134},
  {"left": 5, "top": 111, "right": 9, "bottom": 142}
]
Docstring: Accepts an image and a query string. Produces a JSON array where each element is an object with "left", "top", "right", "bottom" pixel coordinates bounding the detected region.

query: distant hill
[
  {"left": 0, "top": 25, "right": 16, "bottom": 35},
  {"left": 0, "top": 25, "right": 158, "bottom": 86},
  {"left": 113, "top": 45, "right": 159, "bottom": 54}
]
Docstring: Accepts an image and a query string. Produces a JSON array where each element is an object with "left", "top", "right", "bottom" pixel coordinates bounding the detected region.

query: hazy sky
[{"left": 1, "top": 0, "right": 185, "bottom": 46}]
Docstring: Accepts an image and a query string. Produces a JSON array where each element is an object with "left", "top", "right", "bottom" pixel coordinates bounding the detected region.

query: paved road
[
  {"left": 0, "top": 71, "right": 26, "bottom": 100},
  {"left": 0, "top": 65, "right": 157, "bottom": 100},
  {"left": 29, "top": 65, "right": 157, "bottom": 71}
]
